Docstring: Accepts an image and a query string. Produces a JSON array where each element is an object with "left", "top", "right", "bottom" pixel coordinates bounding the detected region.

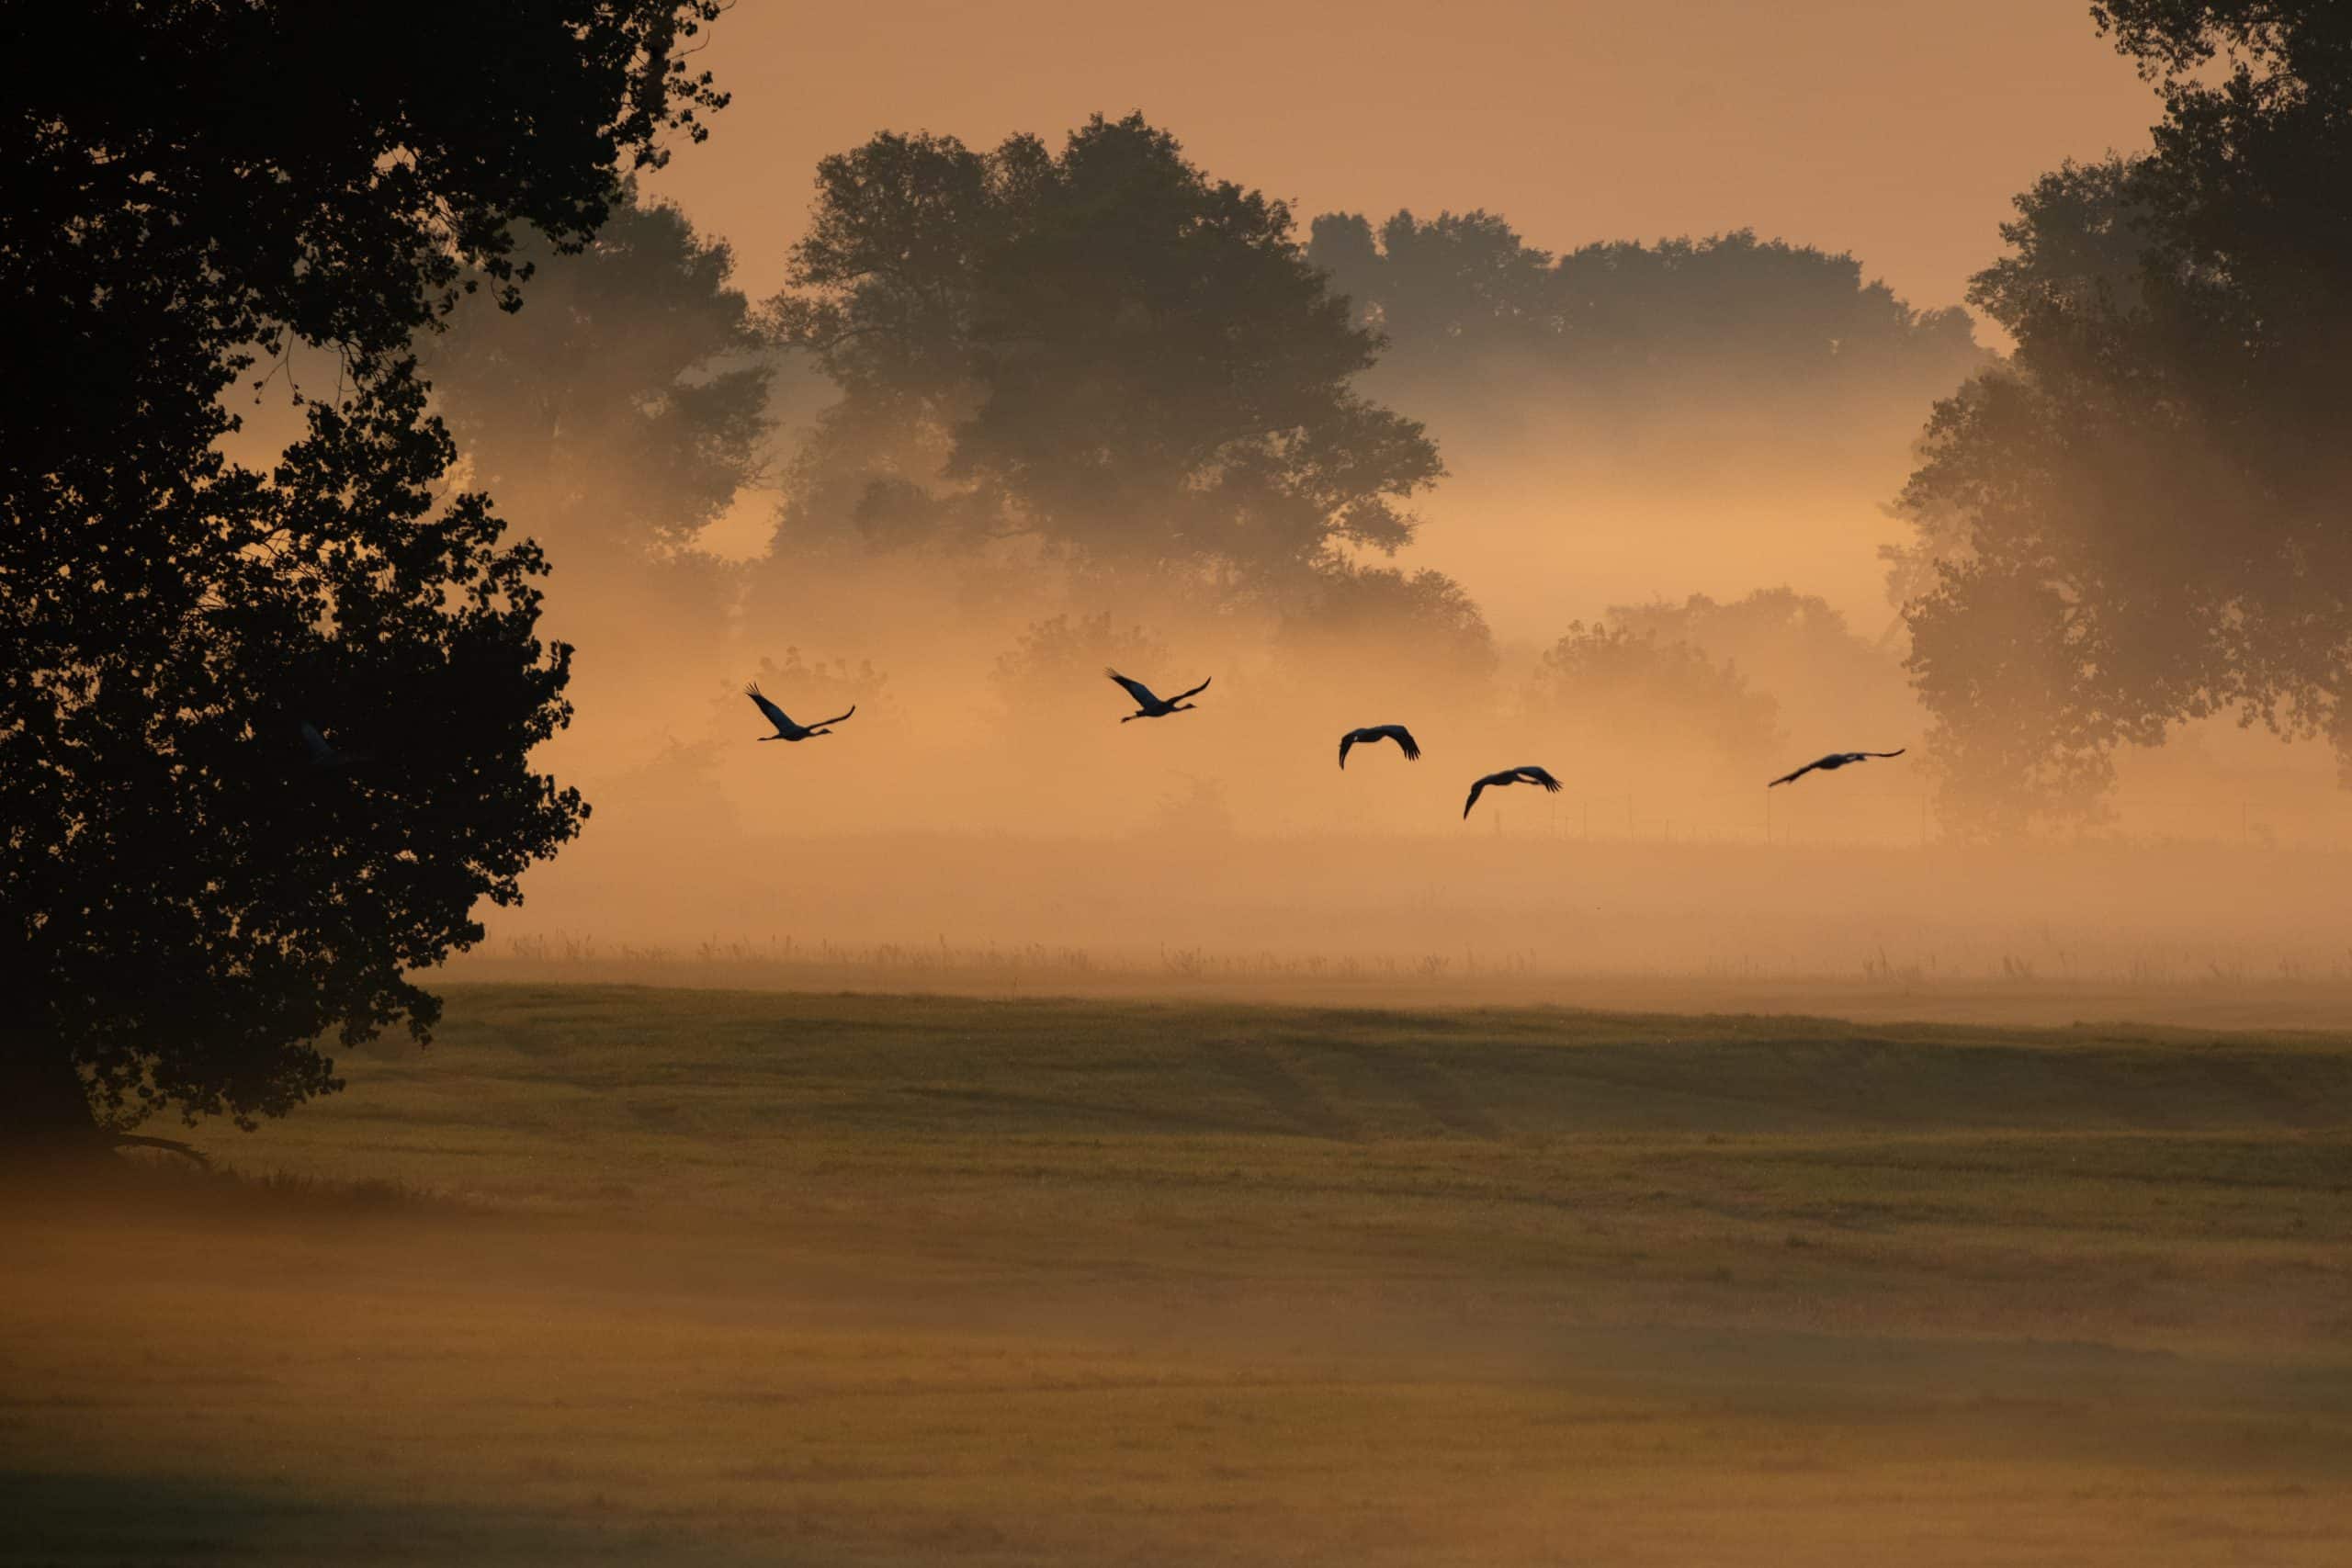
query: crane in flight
[
  {"left": 1767, "top": 749, "right": 1905, "bottom": 787},
  {"left": 1106, "top": 669, "right": 1211, "bottom": 722},
  {"left": 1463, "top": 765, "right": 1562, "bottom": 818},
  {"left": 744, "top": 682, "right": 855, "bottom": 742},
  {"left": 1338, "top": 725, "right": 1420, "bottom": 769}
]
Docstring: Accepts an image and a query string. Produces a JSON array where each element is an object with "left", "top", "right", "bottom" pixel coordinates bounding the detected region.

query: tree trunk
[{"left": 0, "top": 1035, "right": 109, "bottom": 1168}]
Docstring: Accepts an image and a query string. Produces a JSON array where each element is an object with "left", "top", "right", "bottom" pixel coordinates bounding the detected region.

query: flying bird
[
  {"left": 1766, "top": 749, "right": 1906, "bottom": 787},
  {"left": 745, "top": 682, "right": 854, "bottom": 742},
  {"left": 1339, "top": 725, "right": 1421, "bottom": 769},
  {"left": 1463, "top": 765, "right": 1562, "bottom": 818},
  {"left": 1107, "top": 668, "right": 1211, "bottom": 722}
]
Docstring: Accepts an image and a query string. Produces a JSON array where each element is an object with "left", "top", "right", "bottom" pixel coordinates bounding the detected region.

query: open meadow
[{"left": 6, "top": 984, "right": 2351, "bottom": 1565}]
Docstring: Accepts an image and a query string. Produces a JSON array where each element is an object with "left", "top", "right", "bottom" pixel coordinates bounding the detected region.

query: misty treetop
[
  {"left": 1308, "top": 212, "right": 1985, "bottom": 407},
  {"left": 425, "top": 188, "right": 774, "bottom": 561},
  {"left": 767, "top": 113, "right": 1445, "bottom": 580},
  {"left": 1532, "top": 622, "right": 1781, "bottom": 780},
  {"left": 1894, "top": 0, "right": 2352, "bottom": 833},
  {"left": 4, "top": 1, "right": 729, "bottom": 1146}
]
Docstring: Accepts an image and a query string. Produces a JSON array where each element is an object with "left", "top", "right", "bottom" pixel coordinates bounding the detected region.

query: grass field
[{"left": 6, "top": 985, "right": 2350, "bottom": 1564}]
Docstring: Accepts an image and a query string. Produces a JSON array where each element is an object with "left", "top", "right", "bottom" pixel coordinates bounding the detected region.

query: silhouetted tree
[
  {"left": 1307, "top": 209, "right": 1558, "bottom": 360},
  {"left": 1530, "top": 625, "right": 1781, "bottom": 774},
  {"left": 1277, "top": 566, "right": 1498, "bottom": 694},
  {"left": 991, "top": 614, "right": 1172, "bottom": 727},
  {"left": 1609, "top": 589, "right": 1910, "bottom": 743},
  {"left": 1894, "top": 2, "right": 2352, "bottom": 832},
  {"left": 2, "top": 2, "right": 727, "bottom": 1154},
  {"left": 426, "top": 188, "right": 773, "bottom": 561},
  {"left": 423, "top": 187, "right": 775, "bottom": 761},
  {"left": 768, "top": 115, "right": 1444, "bottom": 586},
  {"left": 1309, "top": 217, "right": 1982, "bottom": 412}
]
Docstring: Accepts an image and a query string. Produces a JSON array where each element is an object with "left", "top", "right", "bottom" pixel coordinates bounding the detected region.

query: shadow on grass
[
  {"left": 0, "top": 1154, "right": 481, "bottom": 1226},
  {"left": 0, "top": 1468, "right": 773, "bottom": 1567}
]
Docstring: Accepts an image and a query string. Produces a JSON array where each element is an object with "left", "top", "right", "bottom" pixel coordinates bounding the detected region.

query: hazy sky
[{"left": 650, "top": 0, "right": 2159, "bottom": 318}]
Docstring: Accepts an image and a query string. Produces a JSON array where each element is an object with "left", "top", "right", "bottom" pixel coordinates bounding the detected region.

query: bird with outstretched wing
[
  {"left": 1463, "top": 765, "right": 1562, "bottom": 818},
  {"left": 1766, "top": 749, "right": 1905, "bottom": 787},
  {"left": 1107, "top": 668, "right": 1211, "bottom": 721},
  {"left": 745, "top": 682, "right": 854, "bottom": 742},
  {"left": 1339, "top": 724, "right": 1421, "bottom": 769}
]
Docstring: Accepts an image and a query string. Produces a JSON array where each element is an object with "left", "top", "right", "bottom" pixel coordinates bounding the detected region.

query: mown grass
[{"left": 4, "top": 984, "right": 2349, "bottom": 1565}]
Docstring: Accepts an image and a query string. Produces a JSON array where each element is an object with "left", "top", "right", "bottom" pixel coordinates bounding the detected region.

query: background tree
[
  {"left": 425, "top": 187, "right": 774, "bottom": 563},
  {"left": 1306, "top": 209, "right": 1559, "bottom": 367},
  {"left": 1275, "top": 565, "right": 1498, "bottom": 704},
  {"left": 1894, "top": 2, "right": 2352, "bottom": 832},
  {"left": 1, "top": 1, "right": 726, "bottom": 1153},
  {"left": 1308, "top": 211, "right": 1987, "bottom": 626},
  {"left": 1308, "top": 216, "right": 1984, "bottom": 419},
  {"left": 1529, "top": 625, "right": 1781, "bottom": 781},
  {"left": 1608, "top": 588, "right": 1910, "bottom": 750},
  {"left": 767, "top": 114, "right": 1445, "bottom": 592},
  {"left": 422, "top": 186, "right": 775, "bottom": 758},
  {"left": 991, "top": 614, "right": 1173, "bottom": 727}
]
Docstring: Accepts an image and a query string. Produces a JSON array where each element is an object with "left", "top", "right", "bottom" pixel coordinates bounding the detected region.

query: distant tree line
[{"left": 1307, "top": 214, "right": 1985, "bottom": 419}]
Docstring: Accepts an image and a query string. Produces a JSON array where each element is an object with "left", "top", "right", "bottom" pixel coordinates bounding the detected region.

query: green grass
[{"left": 5, "top": 985, "right": 2349, "bottom": 1565}]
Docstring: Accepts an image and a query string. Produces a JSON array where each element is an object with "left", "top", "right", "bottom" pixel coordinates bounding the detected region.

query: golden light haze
[
  {"left": 656, "top": 0, "right": 2158, "bottom": 627},
  {"left": 435, "top": 0, "right": 2349, "bottom": 984},
  {"left": 652, "top": 0, "right": 2154, "bottom": 335}
]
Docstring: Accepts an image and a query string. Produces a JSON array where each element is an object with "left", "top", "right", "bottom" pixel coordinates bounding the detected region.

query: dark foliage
[
  {"left": 767, "top": 114, "right": 1445, "bottom": 585},
  {"left": 1307, "top": 214, "right": 1984, "bottom": 416},
  {"left": 2, "top": 2, "right": 727, "bottom": 1141},
  {"left": 1894, "top": 2, "right": 2352, "bottom": 832},
  {"left": 425, "top": 188, "right": 773, "bottom": 561}
]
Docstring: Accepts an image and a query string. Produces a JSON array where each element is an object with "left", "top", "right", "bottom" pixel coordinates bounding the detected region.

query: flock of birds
[{"left": 740, "top": 669, "right": 1907, "bottom": 818}]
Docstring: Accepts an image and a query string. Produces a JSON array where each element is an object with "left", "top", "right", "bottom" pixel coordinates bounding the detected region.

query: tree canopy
[
  {"left": 3, "top": 1, "right": 727, "bottom": 1149},
  {"left": 1307, "top": 213, "right": 1984, "bottom": 411},
  {"left": 1530, "top": 624, "right": 1781, "bottom": 778},
  {"left": 767, "top": 114, "right": 1444, "bottom": 586},
  {"left": 1893, "top": 1, "right": 2352, "bottom": 832},
  {"left": 425, "top": 188, "right": 773, "bottom": 563}
]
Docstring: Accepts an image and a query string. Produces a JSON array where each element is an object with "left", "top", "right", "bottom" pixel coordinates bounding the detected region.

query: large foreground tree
[
  {"left": 1894, "top": 1, "right": 2352, "bottom": 832},
  {"left": 1, "top": 2, "right": 727, "bottom": 1154}
]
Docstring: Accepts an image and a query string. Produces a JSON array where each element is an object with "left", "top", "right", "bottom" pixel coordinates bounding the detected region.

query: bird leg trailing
[{"left": 1107, "top": 669, "right": 1211, "bottom": 722}]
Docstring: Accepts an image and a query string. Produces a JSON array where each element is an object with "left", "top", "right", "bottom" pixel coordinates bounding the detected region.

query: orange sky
[{"left": 650, "top": 0, "right": 2159, "bottom": 318}]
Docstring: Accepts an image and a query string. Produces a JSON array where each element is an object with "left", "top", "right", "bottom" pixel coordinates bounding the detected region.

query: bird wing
[
  {"left": 810, "top": 705, "right": 856, "bottom": 728},
  {"left": 1106, "top": 669, "right": 1160, "bottom": 708},
  {"left": 1767, "top": 757, "right": 1825, "bottom": 787},
  {"left": 744, "top": 682, "right": 794, "bottom": 732},
  {"left": 1339, "top": 730, "right": 1357, "bottom": 769},
  {"left": 1168, "top": 675, "right": 1212, "bottom": 704},
  {"left": 1385, "top": 725, "right": 1421, "bottom": 761},
  {"left": 299, "top": 720, "right": 336, "bottom": 764},
  {"left": 1516, "top": 765, "right": 1562, "bottom": 792},
  {"left": 1463, "top": 775, "right": 1493, "bottom": 818}
]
